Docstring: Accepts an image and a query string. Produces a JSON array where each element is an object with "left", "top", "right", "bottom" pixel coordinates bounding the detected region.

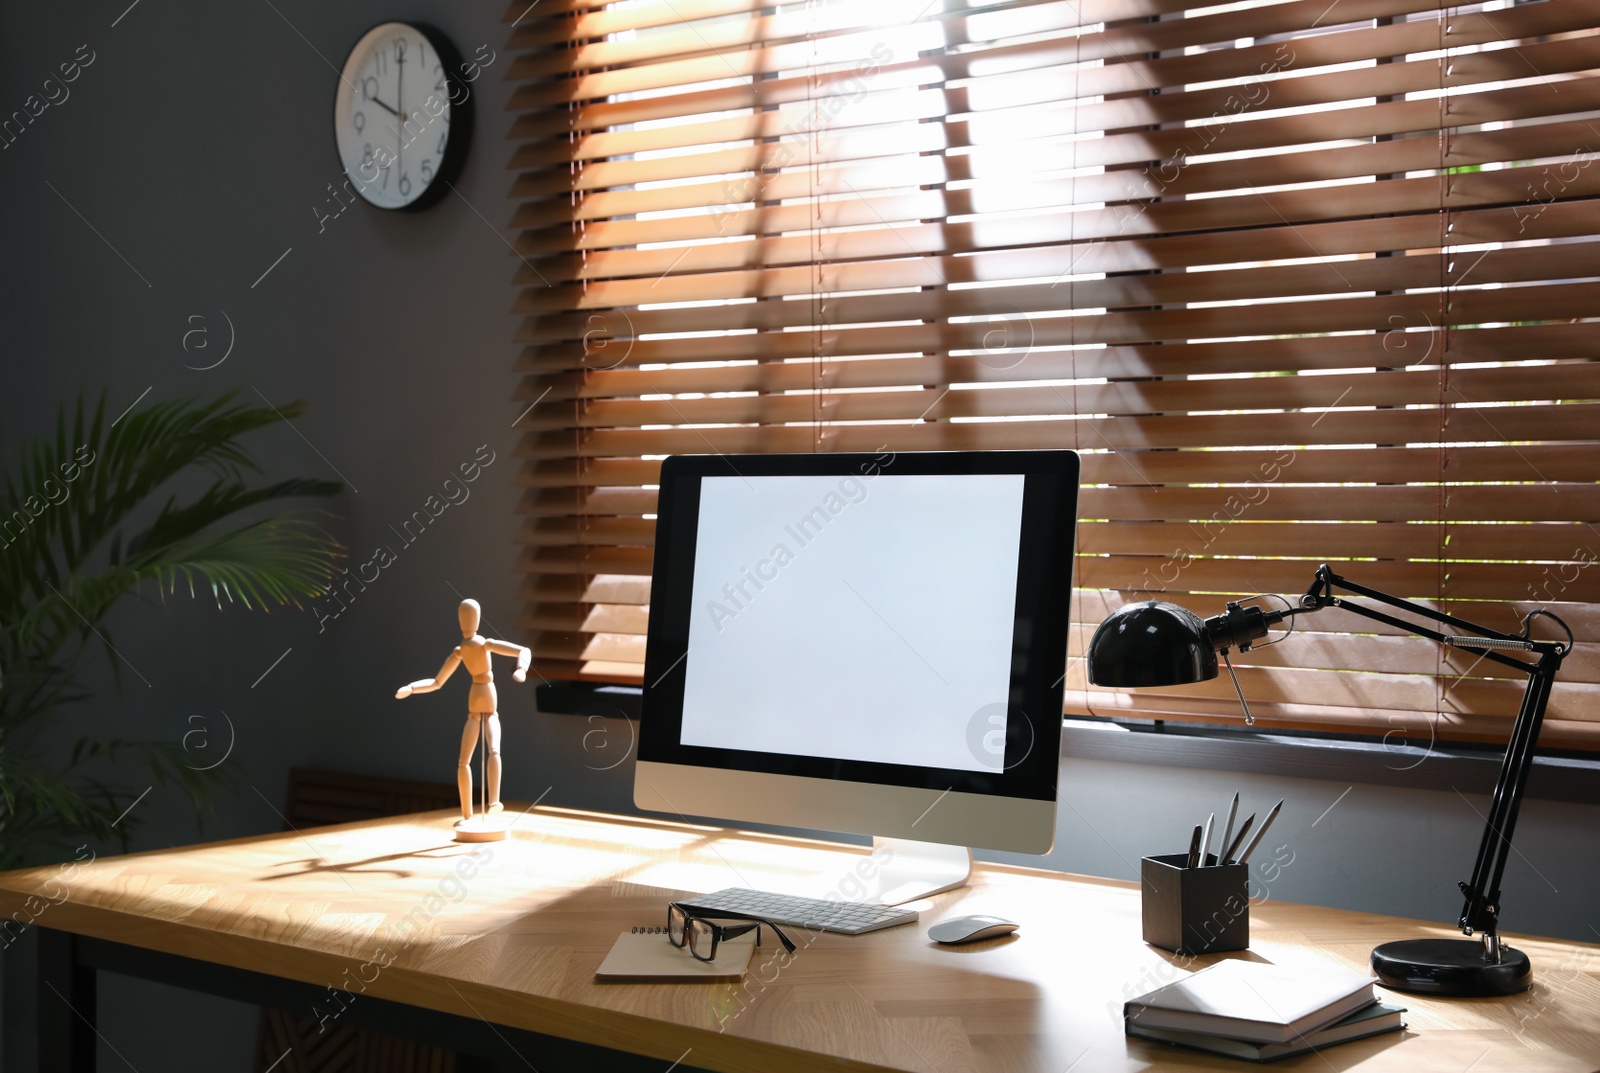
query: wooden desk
[{"left": 2, "top": 806, "right": 1597, "bottom": 1072}]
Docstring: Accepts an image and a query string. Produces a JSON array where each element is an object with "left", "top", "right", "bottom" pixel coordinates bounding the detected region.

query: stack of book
[{"left": 1124, "top": 959, "right": 1406, "bottom": 1062}]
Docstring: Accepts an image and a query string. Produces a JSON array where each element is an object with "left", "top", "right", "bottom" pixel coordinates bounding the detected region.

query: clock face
[{"left": 333, "top": 22, "right": 468, "bottom": 211}]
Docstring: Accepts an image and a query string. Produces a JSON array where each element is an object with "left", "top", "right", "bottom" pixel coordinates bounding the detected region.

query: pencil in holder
[{"left": 1140, "top": 853, "right": 1249, "bottom": 956}]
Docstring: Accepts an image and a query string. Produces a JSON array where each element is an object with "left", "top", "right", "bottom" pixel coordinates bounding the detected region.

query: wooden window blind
[{"left": 504, "top": 0, "right": 1600, "bottom": 749}]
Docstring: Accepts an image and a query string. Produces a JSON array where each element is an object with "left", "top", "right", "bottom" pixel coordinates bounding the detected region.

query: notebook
[
  {"left": 1124, "top": 960, "right": 1378, "bottom": 1044},
  {"left": 1127, "top": 1000, "right": 1406, "bottom": 1061},
  {"left": 594, "top": 928, "right": 758, "bottom": 982}
]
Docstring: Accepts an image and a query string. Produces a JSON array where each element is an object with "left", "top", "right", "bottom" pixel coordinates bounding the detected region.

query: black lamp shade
[{"left": 1086, "top": 601, "right": 1220, "bottom": 687}]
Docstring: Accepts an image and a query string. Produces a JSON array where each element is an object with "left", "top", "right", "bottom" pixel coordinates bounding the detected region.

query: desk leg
[{"left": 37, "top": 929, "right": 96, "bottom": 1073}]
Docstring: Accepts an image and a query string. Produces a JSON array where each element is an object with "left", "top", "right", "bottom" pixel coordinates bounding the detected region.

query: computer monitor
[{"left": 635, "top": 450, "right": 1079, "bottom": 902}]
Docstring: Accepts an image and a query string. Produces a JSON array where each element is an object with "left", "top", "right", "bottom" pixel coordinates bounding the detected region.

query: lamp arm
[
  {"left": 1299, "top": 565, "right": 1571, "bottom": 950},
  {"left": 1303, "top": 565, "right": 1553, "bottom": 675},
  {"left": 1455, "top": 649, "right": 1562, "bottom": 946},
  {"left": 1202, "top": 564, "right": 1550, "bottom": 673}
]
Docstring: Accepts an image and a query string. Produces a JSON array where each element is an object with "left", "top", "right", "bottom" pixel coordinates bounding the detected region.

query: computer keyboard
[{"left": 679, "top": 887, "right": 919, "bottom": 935}]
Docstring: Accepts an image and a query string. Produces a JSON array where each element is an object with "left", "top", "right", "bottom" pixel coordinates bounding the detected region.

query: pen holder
[{"left": 1140, "top": 853, "right": 1249, "bottom": 956}]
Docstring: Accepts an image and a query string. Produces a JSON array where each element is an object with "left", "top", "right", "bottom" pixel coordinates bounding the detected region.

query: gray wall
[{"left": 1, "top": 3, "right": 1596, "bottom": 1070}]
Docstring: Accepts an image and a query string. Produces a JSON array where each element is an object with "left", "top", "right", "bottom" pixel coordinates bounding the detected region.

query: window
[{"left": 505, "top": 0, "right": 1599, "bottom": 750}]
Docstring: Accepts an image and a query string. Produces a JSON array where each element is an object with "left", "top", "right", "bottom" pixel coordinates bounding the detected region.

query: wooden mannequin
[{"left": 396, "top": 599, "right": 531, "bottom": 842}]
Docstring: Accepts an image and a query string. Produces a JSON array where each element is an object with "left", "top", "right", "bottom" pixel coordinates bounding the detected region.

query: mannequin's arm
[
  {"left": 487, "top": 638, "right": 533, "bottom": 683},
  {"left": 396, "top": 648, "right": 462, "bottom": 699}
]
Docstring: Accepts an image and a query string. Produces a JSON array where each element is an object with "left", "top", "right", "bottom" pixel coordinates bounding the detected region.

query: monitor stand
[{"left": 846, "top": 836, "right": 973, "bottom": 906}]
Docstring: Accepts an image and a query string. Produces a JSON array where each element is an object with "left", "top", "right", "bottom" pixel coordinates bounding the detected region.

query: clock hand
[
  {"left": 370, "top": 96, "right": 401, "bottom": 119},
  {"left": 396, "top": 48, "right": 404, "bottom": 183}
]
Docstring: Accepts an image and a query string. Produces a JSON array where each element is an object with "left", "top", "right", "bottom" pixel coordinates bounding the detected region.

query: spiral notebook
[{"left": 594, "top": 928, "right": 758, "bottom": 982}]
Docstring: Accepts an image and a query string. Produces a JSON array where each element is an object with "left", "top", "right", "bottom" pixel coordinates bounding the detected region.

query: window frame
[{"left": 507, "top": 0, "right": 1600, "bottom": 753}]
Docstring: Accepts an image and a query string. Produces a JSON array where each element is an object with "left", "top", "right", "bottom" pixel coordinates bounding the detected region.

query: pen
[
  {"left": 1219, "top": 792, "right": 1239, "bottom": 862},
  {"left": 1199, "top": 812, "right": 1215, "bottom": 867},
  {"left": 1186, "top": 824, "right": 1203, "bottom": 869},
  {"left": 1222, "top": 813, "right": 1255, "bottom": 865},
  {"left": 1236, "top": 799, "right": 1284, "bottom": 864}
]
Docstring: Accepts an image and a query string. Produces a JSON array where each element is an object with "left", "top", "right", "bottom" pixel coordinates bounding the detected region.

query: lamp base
[{"left": 1371, "top": 938, "right": 1530, "bottom": 996}]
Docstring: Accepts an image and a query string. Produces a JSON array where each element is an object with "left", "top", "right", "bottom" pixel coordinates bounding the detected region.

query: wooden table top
[{"left": 2, "top": 805, "right": 1597, "bottom": 1073}]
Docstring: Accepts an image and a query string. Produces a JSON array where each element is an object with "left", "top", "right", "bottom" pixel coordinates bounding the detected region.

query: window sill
[
  {"left": 1061, "top": 720, "right": 1600, "bottom": 805},
  {"left": 538, "top": 682, "right": 642, "bottom": 720},
  {"left": 536, "top": 685, "right": 1600, "bottom": 806}
]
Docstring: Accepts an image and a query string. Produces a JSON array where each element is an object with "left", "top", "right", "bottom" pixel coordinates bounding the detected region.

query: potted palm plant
[{"left": 0, "top": 392, "right": 342, "bottom": 869}]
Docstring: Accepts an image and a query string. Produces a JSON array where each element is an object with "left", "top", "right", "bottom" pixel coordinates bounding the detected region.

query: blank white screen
[{"left": 679, "top": 472, "right": 1025, "bottom": 773}]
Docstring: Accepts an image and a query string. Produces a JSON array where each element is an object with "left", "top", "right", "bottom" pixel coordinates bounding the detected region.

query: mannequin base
[{"left": 453, "top": 818, "right": 508, "bottom": 843}]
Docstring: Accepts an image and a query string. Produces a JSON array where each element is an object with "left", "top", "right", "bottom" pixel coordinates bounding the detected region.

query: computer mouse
[{"left": 927, "top": 915, "right": 1019, "bottom": 945}]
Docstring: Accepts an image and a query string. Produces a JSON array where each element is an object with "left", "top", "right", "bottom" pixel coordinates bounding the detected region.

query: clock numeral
[
  {"left": 375, "top": 51, "right": 387, "bottom": 76},
  {"left": 358, "top": 143, "right": 394, "bottom": 183},
  {"left": 435, "top": 65, "right": 446, "bottom": 94},
  {"left": 393, "top": 38, "right": 407, "bottom": 62},
  {"left": 421, "top": 160, "right": 434, "bottom": 184},
  {"left": 437, "top": 132, "right": 447, "bottom": 157},
  {"left": 399, "top": 172, "right": 412, "bottom": 198},
  {"left": 352, "top": 111, "right": 365, "bottom": 133},
  {"left": 361, "top": 76, "right": 378, "bottom": 101}
]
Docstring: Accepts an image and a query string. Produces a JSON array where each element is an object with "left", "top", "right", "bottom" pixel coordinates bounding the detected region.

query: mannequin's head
[{"left": 458, "top": 599, "right": 481, "bottom": 637}]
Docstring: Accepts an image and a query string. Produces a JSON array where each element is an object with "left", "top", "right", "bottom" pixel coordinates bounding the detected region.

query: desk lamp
[{"left": 1086, "top": 563, "right": 1572, "bottom": 997}]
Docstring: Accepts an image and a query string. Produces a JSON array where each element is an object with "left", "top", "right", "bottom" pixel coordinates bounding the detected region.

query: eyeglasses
[{"left": 667, "top": 902, "right": 797, "bottom": 963}]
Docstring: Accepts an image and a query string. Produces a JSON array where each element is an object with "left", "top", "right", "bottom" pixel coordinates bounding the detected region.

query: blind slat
[
  {"left": 515, "top": 280, "right": 1600, "bottom": 355},
  {"left": 516, "top": 442, "right": 1600, "bottom": 488},
  {"left": 519, "top": 321, "right": 1595, "bottom": 380},
  {"left": 517, "top": 403, "right": 1598, "bottom": 460},
  {"left": 518, "top": 241, "right": 1595, "bottom": 322},
  {"left": 525, "top": 196, "right": 1600, "bottom": 291},
  {"left": 521, "top": 365, "right": 1594, "bottom": 430}
]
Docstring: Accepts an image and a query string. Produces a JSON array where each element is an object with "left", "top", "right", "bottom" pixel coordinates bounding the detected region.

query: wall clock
[{"left": 333, "top": 22, "right": 472, "bottom": 212}]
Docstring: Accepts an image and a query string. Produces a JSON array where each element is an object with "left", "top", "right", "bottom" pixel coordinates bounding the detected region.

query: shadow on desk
[{"left": 251, "top": 767, "right": 464, "bottom": 1073}]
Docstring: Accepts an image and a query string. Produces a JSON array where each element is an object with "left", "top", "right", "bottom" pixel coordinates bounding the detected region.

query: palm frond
[
  {"left": 0, "top": 390, "right": 341, "bottom": 869},
  {"left": 133, "top": 516, "right": 342, "bottom": 609}
]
